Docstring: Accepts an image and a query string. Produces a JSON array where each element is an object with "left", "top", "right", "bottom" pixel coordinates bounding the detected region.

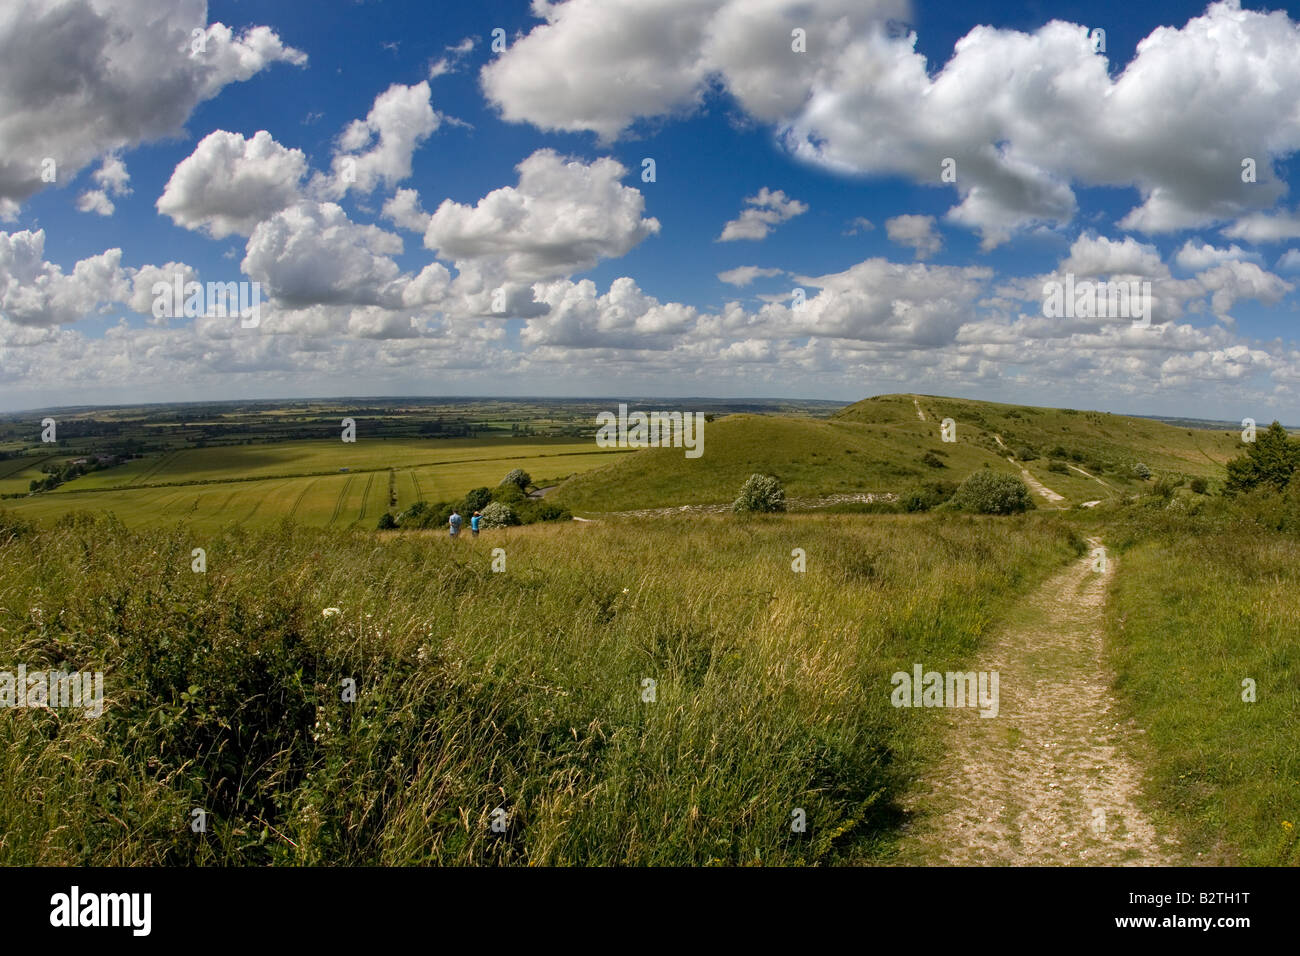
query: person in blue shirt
[
  {"left": 470, "top": 511, "right": 481, "bottom": 536},
  {"left": 449, "top": 510, "right": 461, "bottom": 538}
]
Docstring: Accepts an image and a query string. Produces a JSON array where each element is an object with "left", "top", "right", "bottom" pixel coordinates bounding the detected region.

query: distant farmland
[{"left": 1, "top": 438, "right": 632, "bottom": 531}]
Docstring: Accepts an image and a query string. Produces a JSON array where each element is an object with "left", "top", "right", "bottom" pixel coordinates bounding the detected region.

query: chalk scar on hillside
[
  {"left": 893, "top": 540, "right": 1181, "bottom": 866},
  {"left": 1006, "top": 456, "right": 1064, "bottom": 502}
]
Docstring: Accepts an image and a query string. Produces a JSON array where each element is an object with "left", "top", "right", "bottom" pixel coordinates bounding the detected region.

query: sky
[{"left": 4, "top": 0, "right": 1300, "bottom": 422}]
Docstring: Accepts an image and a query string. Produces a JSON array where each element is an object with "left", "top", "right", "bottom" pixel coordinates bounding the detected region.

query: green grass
[
  {"left": 1102, "top": 505, "right": 1300, "bottom": 865},
  {"left": 0, "top": 509, "right": 1079, "bottom": 865},
  {"left": 3, "top": 442, "right": 633, "bottom": 531},
  {"left": 555, "top": 413, "right": 1022, "bottom": 512},
  {"left": 555, "top": 393, "right": 1238, "bottom": 513}
]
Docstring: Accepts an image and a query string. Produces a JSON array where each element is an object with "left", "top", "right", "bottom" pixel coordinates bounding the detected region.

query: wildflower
[
  {"left": 1284, "top": 821, "right": 1294, "bottom": 832},
  {"left": 322, "top": 607, "right": 341, "bottom": 618}
]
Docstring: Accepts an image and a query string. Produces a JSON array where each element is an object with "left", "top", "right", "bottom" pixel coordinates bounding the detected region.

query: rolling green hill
[{"left": 553, "top": 393, "right": 1243, "bottom": 513}]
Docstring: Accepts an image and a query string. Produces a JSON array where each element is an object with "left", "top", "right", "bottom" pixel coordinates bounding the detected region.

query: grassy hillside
[
  {"left": 555, "top": 393, "right": 1241, "bottom": 513},
  {"left": 0, "top": 509, "right": 1080, "bottom": 865}
]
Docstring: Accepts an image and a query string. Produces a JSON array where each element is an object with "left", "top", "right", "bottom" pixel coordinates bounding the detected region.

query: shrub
[
  {"left": 500, "top": 469, "right": 532, "bottom": 492},
  {"left": 1047, "top": 460, "right": 1068, "bottom": 474},
  {"left": 950, "top": 471, "right": 1034, "bottom": 515},
  {"left": 479, "top": 501, "right": 518, "bottom": 529},
  {"left": 462, "top": 487, "right": 492, "bottom": 513},
  {"left": 1224, "top": 422, "right": 1300, "bottom": 494},
  {"left": 1151, "top": 476, "right": 1178, "bottom": 499},
  {"left": 732, "top": 474, "right": 786, "bottom": 513},
  {"left": 901, "top": 480, "right": 958, "bottom": 513},
  {"left": 376, "top": 512, "right": 397, "bottom": 530},
  {"left": 920, "top": 451, "right": 946, "bottom": 469},
  {"left": 1014, "top": 446, "right": 1038, "bottom": 462},
  {"left": 1132, "top": 462, "right": 1151, "bottom": 480},
  {"left": 1048, "top": 445, "right": 1068, "bottom": 459},
  {"left": 1190, "top": 476, "right": 1208, "bottom": 494},
  {"left": 491, "top": 483, "right": 527, "bottom": 506}
]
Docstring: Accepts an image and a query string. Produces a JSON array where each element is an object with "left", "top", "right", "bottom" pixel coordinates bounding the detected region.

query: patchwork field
[{"left": 1, "top": 439, "right": 633, "bottom": 531}]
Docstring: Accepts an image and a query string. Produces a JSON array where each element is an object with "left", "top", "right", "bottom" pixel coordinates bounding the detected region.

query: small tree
[
  {"left": 733, "top": 474, "right": 786, "bottom": 513},
  {"left": 479, "top": 501, "right": 519, "bottom": 529},
  {"left": 501, "top": 469, "right": 531, "bottom": 492},
  {"left": 1132, "top": 462, "right": 1151, "bottom": 480},
  {"left": 950, "top": 471, "right": 1034, "bottom": 515},
  {"left": 1224, "top": 422, "right": 1300, "bottom": 494}
]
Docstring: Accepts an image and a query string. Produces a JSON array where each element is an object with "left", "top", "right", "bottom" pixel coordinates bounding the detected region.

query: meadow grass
[
  {"left": 1099, "top": 501, "right": 1300, "bottom": 865},
  {"left": 0, "top": 509, "right": 1079, "bottom": 865}
]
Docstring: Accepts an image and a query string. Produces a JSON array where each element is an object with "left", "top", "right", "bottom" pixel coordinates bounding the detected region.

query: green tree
[
  {"left": 1225, "top": 422, "right": 1300, "bottom": 494},
  {"left": 501, "top": 469, "right": 531, "bottom": 492}
]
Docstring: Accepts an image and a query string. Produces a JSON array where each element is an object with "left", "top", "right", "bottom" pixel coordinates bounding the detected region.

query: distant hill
[{"left": 553, "top": 393, "right": 1242, "bottom": 513}]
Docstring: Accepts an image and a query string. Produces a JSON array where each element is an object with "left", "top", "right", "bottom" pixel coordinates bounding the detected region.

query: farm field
[{"left": 1, "top": 440, "right": 634, "bottom": 531}]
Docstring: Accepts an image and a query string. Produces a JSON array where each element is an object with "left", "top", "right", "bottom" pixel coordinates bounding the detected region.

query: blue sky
[{"left": 4, "top": 0, "right": 1300, "bottom": 422}]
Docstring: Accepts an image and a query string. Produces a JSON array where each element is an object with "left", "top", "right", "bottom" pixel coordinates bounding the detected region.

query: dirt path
[
  {"left": 1068, "top": 463, "right": 1114, "bottom": 492},
  {"left": 585, "top": 492, "right": 896, "bottom": 519},
  {"left": 1008, "top": 456, "right": 1065, "bottom": 502},
  {"left": 895, "top": 541, "right": 1181, "bottom": 866},
  {"left": 913, "top": 398, "right": 927, "bottom": 421}
]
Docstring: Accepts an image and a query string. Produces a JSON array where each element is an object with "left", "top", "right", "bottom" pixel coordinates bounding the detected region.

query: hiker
[
  {"left": 470, "top": 510, "right": 481, "bottom": 537},
  {"left": 449, "top": 509, "right": 462, "bottom": 539}
]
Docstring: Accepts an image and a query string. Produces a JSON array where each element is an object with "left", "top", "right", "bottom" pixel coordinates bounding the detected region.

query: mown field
[
  {"left": 1, "top": 440, "right": 631, "bottom": 532},
  {"left": 0, "top": 510, "right": 1081, "bottom": 865}
]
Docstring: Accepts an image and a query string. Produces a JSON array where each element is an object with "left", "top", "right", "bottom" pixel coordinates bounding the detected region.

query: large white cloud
[
  {"left": 423, "top": 149, "right": 660, "bottom": 289},
  {"left": 158, "top": 130, "right": 308, "bottom": 238},
  {"left": 0, "top": 229, "right": 127, "bottom": 327},
  {"left": 0, "top": 0, "right": 305, "bottom": 213},
  {"left": 484, "top": 0, "right": 1300, "bottom": 246},
  {"left": 241, "top": 202, "right": 407, "bottom": 308}
]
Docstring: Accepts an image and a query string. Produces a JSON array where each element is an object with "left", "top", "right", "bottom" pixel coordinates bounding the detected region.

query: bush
[
  {"left": 1048, "top": 445, "right": 1068, "bottom": 459},
  {"left": 1014, "top": 446, "right": 1038, "bottom": 462},
  {"left": 491, "top": 482, "right": 527, "bottom": 506},
  {"left": 901, "top": 480, "right": 958, "bottom": 513},
  {"left": 1047, "top": 460, "right": 1069, "bottom": 474},
  {"left": 376, "top": 512, "right": 397, "bottom": 530},
  {"left": 1190, "top": 476, "right": 1208, "bottom": 494},
  {"left": 1151, "top": 476, "right": 1178, "bottom": 499},
  {"left": 732, "top": 474, "right": 786, "bottom": 513},
  {"left": 1224, "top": 422, "right": 1300, "bottom": 494},
  {"left": 1132, "top": 462, "right": 1151, "bottom": 480},
  {"left": 500, "top": 469, "right": 531, "bottom": 492},
  {"left": 479, "top": 501, "right": 519, "bottom": 529},
  {"left": 920, "top": 451, "right": 946, "bottom": 469},
  {"left": 949, "top": 471, "right": 1034, "bottom": 515},
  {"left": 462, "top": 487, "right": 492, "bottom": 513}
]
